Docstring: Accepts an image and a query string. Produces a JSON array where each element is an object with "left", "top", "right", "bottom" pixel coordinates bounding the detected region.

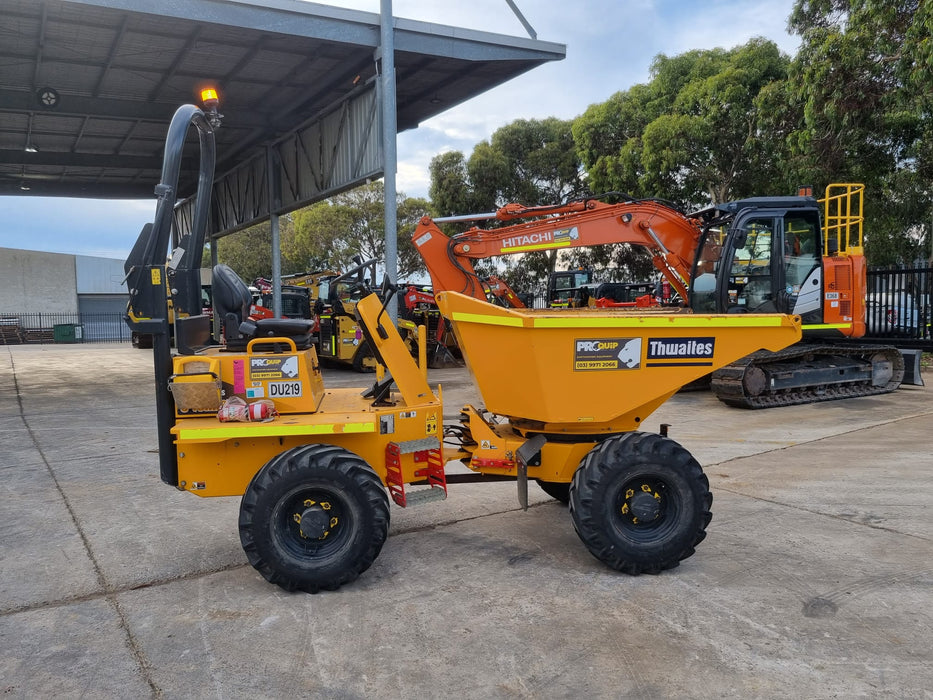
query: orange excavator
[{"left": 414, "top": 188, "right": 904, "bottom": 408}]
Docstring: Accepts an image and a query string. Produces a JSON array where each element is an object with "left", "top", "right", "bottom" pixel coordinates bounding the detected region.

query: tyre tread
[
  {"left": 239, "top": 444, "right": 389, "bottom": 593},
  {"left": 569, "top": 432, "right": 712, "bottom": 575}
]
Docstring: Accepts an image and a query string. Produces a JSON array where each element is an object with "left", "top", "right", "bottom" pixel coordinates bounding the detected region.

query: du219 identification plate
[{"left": 268, "top": 381, "right": 302, "bottom": 398}]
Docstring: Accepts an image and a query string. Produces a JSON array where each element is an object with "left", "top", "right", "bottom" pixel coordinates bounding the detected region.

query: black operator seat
[{"left": 211, "top": 264, "right": 315, "bottom": 350}]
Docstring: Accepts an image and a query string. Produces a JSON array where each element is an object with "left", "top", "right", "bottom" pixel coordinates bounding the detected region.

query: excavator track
[{"left": 710, "top": 344, "right": 905, "bottom": 409}]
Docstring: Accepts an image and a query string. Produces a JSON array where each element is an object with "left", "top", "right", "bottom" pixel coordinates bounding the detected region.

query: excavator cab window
[
  {"left": 547, "top": 270, "right": 593, "bottom": 307},
  {"left": 691, "top": 207, "right": 825, "bottom": 317},
  {"left": 689, "top": 217, "right": 778, "bottom": 314},
  {"left": 780, "top": 212, "right": 822, "bottom": 320},
  {"left": 727, "top": 218, "right": 777, "bottom": 312},
  {"left": 339, "top": 280, "right": 370, "bottom": 303},
  {"left": 318, "top": 279, "right": 331, "bottom": 301},
  {"left": 688, "top": 225, "right": 727, "bottom": 312},
  {"left": 783, "top": 216, "right": 819, "bottom": 278}
]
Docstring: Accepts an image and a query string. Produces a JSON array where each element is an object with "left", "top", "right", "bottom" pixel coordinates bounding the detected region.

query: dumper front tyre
[
  {"left": 238, "top": 444, "right": 389, "bottom": 593},
  {"left": 569, "top": 432, "right": 712, "bottom": 575}
]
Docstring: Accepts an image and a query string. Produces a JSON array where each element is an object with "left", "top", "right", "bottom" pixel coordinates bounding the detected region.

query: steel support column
[
  {"left": 380, "top": 0, "right": 398, "bottom": 322},
  {"left": 267, "top": 145, "right": 283, "bottom": 317}
]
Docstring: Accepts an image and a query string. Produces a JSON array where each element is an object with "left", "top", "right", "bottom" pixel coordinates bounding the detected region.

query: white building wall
[
  {"left": 75, "top": 255, "right": 126, "bottom": 294},
  {"left": 0, "top": 247, "right": 78, "bottom": 313}
]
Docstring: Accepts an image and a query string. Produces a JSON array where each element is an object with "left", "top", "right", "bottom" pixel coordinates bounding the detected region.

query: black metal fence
[
  {"left": 865, "top": 266, "right": 933, "bottom": 348},
  {"left": 0, "top": 312, "right": 131, "bottom": 345}
]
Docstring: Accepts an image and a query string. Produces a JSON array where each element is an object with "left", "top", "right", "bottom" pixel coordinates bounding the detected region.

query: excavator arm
[
  {"left": 412, "top": 198, "right": 704, "bottom": 303},
  {"left": 483, "top": 274, "right": 526, "bottom": 308}
]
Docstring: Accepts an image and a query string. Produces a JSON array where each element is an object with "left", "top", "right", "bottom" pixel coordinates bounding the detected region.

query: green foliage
[
  {"left": 569, "top": 12, "right": 933, "bottom": 266},
  {"left": 429, "top": 118, "right": 609, "bottom": 291},
  {"left": 428, "top": 151, "right": 481, "bottom": 217},
  {"left": 288, "top": 181, "right": 430, "bottom": 279},
  {"left": 229, "top": 4, "right": 933, "bottom": 280},
  {"left": 787, "top": 0, "right": 933, "bottom": 263},
  {"left": 217, "top": 182, "right": 430, "bottom": 282},
  {"left": 423, "top": 5, "right": 933, "bottom": 270},
  {"left": 574, "top": 38, "right": 790, "bottom": 208},
  {"left": 477, "top": 118, "right": 587, "bottom": 205},
  {"left": 430, "top": 117, "right": 586, "bottom": 215},
  {"left": 869, "top": 170, "right": 932, "bottom": 265},
  {"left": 572, "top": 84, "right": 658, "bottom": 196},
  {"left": 216, "top": 216, "right": 303, "bottom": 282}
]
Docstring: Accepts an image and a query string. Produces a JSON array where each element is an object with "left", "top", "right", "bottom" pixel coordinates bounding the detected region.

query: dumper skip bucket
[{"left": 435, "top": 292, "right": 802, "bottom": 433}]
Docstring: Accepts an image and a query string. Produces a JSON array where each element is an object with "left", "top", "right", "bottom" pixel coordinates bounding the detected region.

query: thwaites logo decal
[
  {"left": 646, "top": 337, "right": 715, "bottom": 367},
  {"left": 573, "top": 338, "right": 642, "bottom": 371},
  {"left": 249, "top": 355, "right": 300, "bottom": 380}
]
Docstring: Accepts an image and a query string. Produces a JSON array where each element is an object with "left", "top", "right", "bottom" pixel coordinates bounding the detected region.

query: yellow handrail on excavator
[{"left": 821, "top": 183, "right": 865, "bottom": 256}]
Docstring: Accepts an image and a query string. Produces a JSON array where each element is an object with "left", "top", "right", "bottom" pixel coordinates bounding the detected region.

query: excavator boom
[{"left": 414, "top": 198, "right": 703, "bottom": 303}]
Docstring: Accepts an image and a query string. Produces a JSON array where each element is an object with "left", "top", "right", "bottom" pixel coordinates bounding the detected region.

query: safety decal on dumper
[
  {"left": 573, "top": 338, "right": 642, "bottom": 371},
  {"left": 645, "top": 337, "right": 715, "bottom": 367}
]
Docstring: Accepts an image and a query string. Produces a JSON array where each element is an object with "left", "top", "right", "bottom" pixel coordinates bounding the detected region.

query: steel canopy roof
[{"left": 0, "top": 0, "right": 565, "bottom": 200}]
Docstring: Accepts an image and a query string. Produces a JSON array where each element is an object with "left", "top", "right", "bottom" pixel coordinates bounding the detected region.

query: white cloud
[
  {"left": 656, "top": 0, "right": 800, "bottom": 57},
  {"left": 396, "top": 160, "right": 432, "bottom": 199}
]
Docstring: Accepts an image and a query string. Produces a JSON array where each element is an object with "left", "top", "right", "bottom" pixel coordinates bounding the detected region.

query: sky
[{"left": 0, "top": 0, "right": 800, "bottom": 260}]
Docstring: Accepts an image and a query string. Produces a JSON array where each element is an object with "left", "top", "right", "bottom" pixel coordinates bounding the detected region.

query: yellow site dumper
[{"left": 126, "top": 96, "right": 801, "bottom": 593}]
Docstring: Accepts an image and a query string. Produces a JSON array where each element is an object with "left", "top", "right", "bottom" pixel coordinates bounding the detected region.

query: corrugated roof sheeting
[{"left": 1, "top": 0, "right": 564, "bottom": 234}]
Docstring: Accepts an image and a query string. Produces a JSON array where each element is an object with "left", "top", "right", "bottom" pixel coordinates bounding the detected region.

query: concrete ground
[{"left": 1, "top": 343, "right": 932, "bottom": 699}]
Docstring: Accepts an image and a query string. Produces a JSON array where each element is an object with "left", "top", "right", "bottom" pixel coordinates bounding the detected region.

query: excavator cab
[
  {"left": 689, "top": 198, "right": 825, "bottom": 326},
  {"left": 547, "top": 269, "right": 593, "bottom": 307},
  {"left": 413, "top": 183, "right": 901, "bottom": 412}
]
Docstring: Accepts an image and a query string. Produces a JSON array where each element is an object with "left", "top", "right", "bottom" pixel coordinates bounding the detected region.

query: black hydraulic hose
[
  {"left": 374, "top": 286, "right": 398, "bottom": 339},
  {"left": 332, "top": 257, "right": 379, "bottom": 285},
  {"left": 188, "top": 115, "right": 216, "bottom": 270},
  {"left": 145, "top": 104, "right": 216, "bottom": 488},
  {"left": 145, "top": 105, "right": 215, "bottom": 270},
  {"left": 446, "top": 235, "right": 481, "bottom": 297}
]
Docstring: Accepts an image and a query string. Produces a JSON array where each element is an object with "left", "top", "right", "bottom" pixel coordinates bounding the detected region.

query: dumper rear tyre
[
  {"left": 238, "top": 444, "right": 389, "bottom": 593},
  {"left": 569, "top": 432, "right": 712, "bottom": 575}
]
